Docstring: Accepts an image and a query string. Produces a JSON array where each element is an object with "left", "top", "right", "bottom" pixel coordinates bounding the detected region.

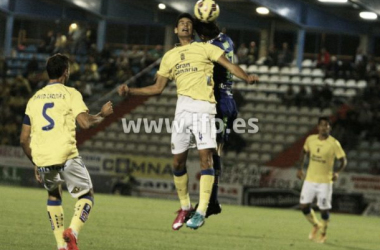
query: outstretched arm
[
  {"left": 216, "top": 55, "right": 259, "bottom": 84},
  {"left": 118, "top": 74, "right": 169, "bottom": 97},
  {"left": 76, "top": 101, "right": 113, "bottom": 129}
]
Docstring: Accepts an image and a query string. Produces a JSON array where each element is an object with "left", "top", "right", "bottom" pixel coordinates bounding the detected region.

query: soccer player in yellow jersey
[
  {"left": 118, "top": 13, "right": 258, "bottom": 230},
  {"left": 20, "top": 54, "right": 113, "bottom": 250},
  {"left": 297, "top": 117, "right": 347, "bottom": 243}
]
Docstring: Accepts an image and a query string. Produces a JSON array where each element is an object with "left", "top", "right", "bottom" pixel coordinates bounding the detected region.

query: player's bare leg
[
  {"left": 317, "top": 210, "right": 330, "bottom": 243},
  {"left": 187, "top": 148, "right": 214, "bottom": 229},
  {"left": 64, "top": 189, "right": 94, "bottom": 250},
  {"left": 47, "top": 185, "right": 66, "bottom": 250},
  {"left": 300, "top": 204, "right": 321, "bottom": 240},
  {"left": 172, "top": 150, "right": 193, "bottom": 230}
]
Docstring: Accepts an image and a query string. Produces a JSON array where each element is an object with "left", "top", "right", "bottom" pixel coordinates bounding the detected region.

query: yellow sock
[
  {"left": 47, "top": 200, "right": 65, "bottom": 249},
  {"left": 197, "top": 169, "right": 215, "bottom": 215},
  {"left": 321, "top": 219, "right": 329, "bottom": 235},
  {"left": 304, "top": 209, "right": 320, "bottom": 226},
  {"left": 69, "top": 196, "right": 93, "bottom": 236},
  {"left": 173, "top": 170, "right": 190, "bottom": 209}
]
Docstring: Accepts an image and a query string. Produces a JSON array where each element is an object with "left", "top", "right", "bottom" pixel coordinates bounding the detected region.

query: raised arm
[
  {"left": 76, "top": 101, "right": 113, "bottom": 129},
  {"left": 118, "top": 74, "right": 169, "bottom": 97},
  {"left": 216, "top": 55, "right": 259, "bottom": 84}
]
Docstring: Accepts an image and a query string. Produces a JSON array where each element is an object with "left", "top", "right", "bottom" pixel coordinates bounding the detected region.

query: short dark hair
[
  {"left": 46, "top": 53, "right": 69, "bottom": 79},
  {"left": 318, "top": 116, "right": 330, "bottom": 125},
  {"left": 176, "top": 13, "right": 194, "bottom": 27},
  {"left": 193, "top": 19, "right": 220, "bottom": 40}
]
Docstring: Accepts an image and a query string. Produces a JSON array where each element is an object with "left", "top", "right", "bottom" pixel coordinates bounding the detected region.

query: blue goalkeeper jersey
[{"left": 208, "top": 33, "right": 235, "bottom": 100}]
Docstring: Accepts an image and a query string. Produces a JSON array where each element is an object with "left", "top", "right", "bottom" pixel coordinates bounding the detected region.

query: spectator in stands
[
  {"left": 247, "top": 41, "right": 258, "bottom": 65},
  {"left": 25, "top": 56, "right": 39, "bottom": 76},
  {"left": 278, "top": 42, "right": 293, "bottom": 67},
  {"left": 54, "top": 32, "right": 67, "bottom": 54},
  {"left": 310, "top": 86, "right": 321, "bottom": 108},
  {"left": 325, "top": 55, "right": 340, "bottom": 79},
  {"left": 100, "top": 44, "right": 112, "bottom": 63},
  {"left": 283, "top": 85, "right": 295, "bottom": 106},
  {"left": 320, "top": 84, "right": 333, "bottom": 108},
  {"left": 69, "top": 55, "right": 81, "bottom": 81},
  {"left": 128, "top": 45, "right": 144, "bottom": 74},
  {"left": 0, "top": 55, "right": 7, "bottom": 80},
  {"left": 44, "top": 30, "right": 56, "bottom": 54},
  {"left": 295, "top": 85, "right": 308, "bottom": 107},
  {"left": 237, "top": 43, "right": 248, "bottom": 64},
  {"left": 145, "top": 45, "right": 164, "bottom": 66},
  {"left": 264, "top": 45, "right": 278, "bottom": 66},
  {"left": 81, "top": 56, "right": 99, "bottom": 82},
  {"left": 317, "top": 48, "right": 330, "bottom": 69},
  {"left": 353, "top": 48, "right": 367, "bottom": 79}
]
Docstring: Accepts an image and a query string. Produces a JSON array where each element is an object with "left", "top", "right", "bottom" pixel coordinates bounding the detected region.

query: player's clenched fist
[
  {"left": 101, "top": 101, "right": 113, "bottom": 117},
  {"left": 247, "top": 74, "right": 259, "bottom": 85},
  {"left": 118, "top": 84, "right": 129, "bottom": 97}
]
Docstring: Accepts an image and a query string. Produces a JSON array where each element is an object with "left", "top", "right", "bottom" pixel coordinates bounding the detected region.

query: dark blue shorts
[{"left": 216, "top": 98, "right": 238, "bottom": 143}]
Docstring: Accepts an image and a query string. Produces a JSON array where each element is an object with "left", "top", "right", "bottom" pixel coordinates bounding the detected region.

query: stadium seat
[
  {"left": 279, "top": 75, "right": 290, "bottom": 84},
  {"left": 357, "top": 80, "right": 367, "bottom": 88},
  {"left": 312, "top": 77, "right": 323, "bottom": 86},
  {"left": 324, "top": 78, "right": 334, "bottom": 86},
  {"left": 268, "top": 75, "right": 280, "bottom": 83},
  {"left": 301, "top": 68, "right": 312, "bottom": 76},
  {"left": 280, "top": 67, "right": 290, "bottom": 75},
  {"left": 258, "top": 74, "right": 269, "bottom": 82},
  {"left": 333, "top": 88, "right": 345, "bottom": 96},
  {"left": 334, "top": 79, "right": 345, "bottom": 87},
  {"left": 346, "top": 79, "right": 356, "bottom": 88},
  {"left": 259, "top": 65, "right": 269, "bottom": 73},
  {"left": 273, "top": 144, "right": 284, "bottom": 153},
  {"left": 290, "top": 67, "right": 300, "bottom": 75},
  {"left": 269, "top": 66, "right": 280, "bottom": 74},
  {"left": 274, "top": 134, "right": 285, "bottom": 143},
  {"left": 261, "top": 143, "right": 272, "bottom": 152},
  {"left": 260, "top": 154, "right": 271, "bottom": 163},
  {"left": 286, "top": 135, "right": 297, "bottom": 143},
  {"left": 291, "top": 76, "right": 301, "bottom": 84},
  {"left": 312, "top": 68, "right": 324, "bottom": 77},
  {"left": 302, "top": 59, "right": 312, "bottom": 67},
  {"left": 239, "top": 64, "right": 247, "bottom": 72},
  {"left": 276, "top": 124, "right": 286, "bottom": 132},
  {"left": 247, "top": 65, "right": 258, "bottom": 73},
  {"left": 345, "top": 89, "right": 357, "bottom": 97},
  {"left": 301, "top": 77, "right": 312, "bottom": 85}
]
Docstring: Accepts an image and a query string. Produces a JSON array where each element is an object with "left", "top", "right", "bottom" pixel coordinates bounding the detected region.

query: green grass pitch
[{"left": 0, "top": 185, "right": 379, "bottom": 250}]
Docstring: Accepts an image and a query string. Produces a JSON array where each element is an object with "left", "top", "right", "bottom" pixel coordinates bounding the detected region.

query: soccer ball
[{"left": 194, "top": 0, "right": 220, "bottom": 23}]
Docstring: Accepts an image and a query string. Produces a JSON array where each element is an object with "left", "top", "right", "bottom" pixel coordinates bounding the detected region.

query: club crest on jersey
[
  {"left": 171, "top": 143, "right": 175, "bottom": 150},
  {"left": 180, "top": 53, "right": 185, "bottom": 61},
  {"left": 199, "top": 132, "right": 203, "bottom": 141},
  {"left": 80, "top": 203, "right": 91, "bottom": 222}
]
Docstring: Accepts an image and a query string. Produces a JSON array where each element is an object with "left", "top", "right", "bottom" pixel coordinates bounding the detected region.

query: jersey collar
[{"left": 47, "top": 82, "right": 62, "bottom": 86}]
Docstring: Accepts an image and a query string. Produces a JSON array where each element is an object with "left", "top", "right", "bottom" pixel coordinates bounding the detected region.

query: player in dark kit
[{"left": 193, "top": 20, "right": 257, "bottom": 217}]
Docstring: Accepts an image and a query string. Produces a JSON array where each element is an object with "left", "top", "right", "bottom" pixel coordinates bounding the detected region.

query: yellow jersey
[
  {"left": 24, "top": 83, "right": 88, "bottom": 167},
  {"left": 157, "top": 42, "right": 224, "bottom": 103},
  {"left": 304, "top": 134, "right": 346, "bottom": 183}
]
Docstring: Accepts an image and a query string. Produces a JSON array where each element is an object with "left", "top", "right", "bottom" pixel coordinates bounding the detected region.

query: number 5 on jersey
[{"left": 42, "top": 102, "right": 55, "bottom": 131}]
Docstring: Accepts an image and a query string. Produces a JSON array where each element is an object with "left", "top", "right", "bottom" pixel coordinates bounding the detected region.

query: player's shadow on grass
[{"left": 325, "top": 242, "right": 374, "bottom": 250}]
